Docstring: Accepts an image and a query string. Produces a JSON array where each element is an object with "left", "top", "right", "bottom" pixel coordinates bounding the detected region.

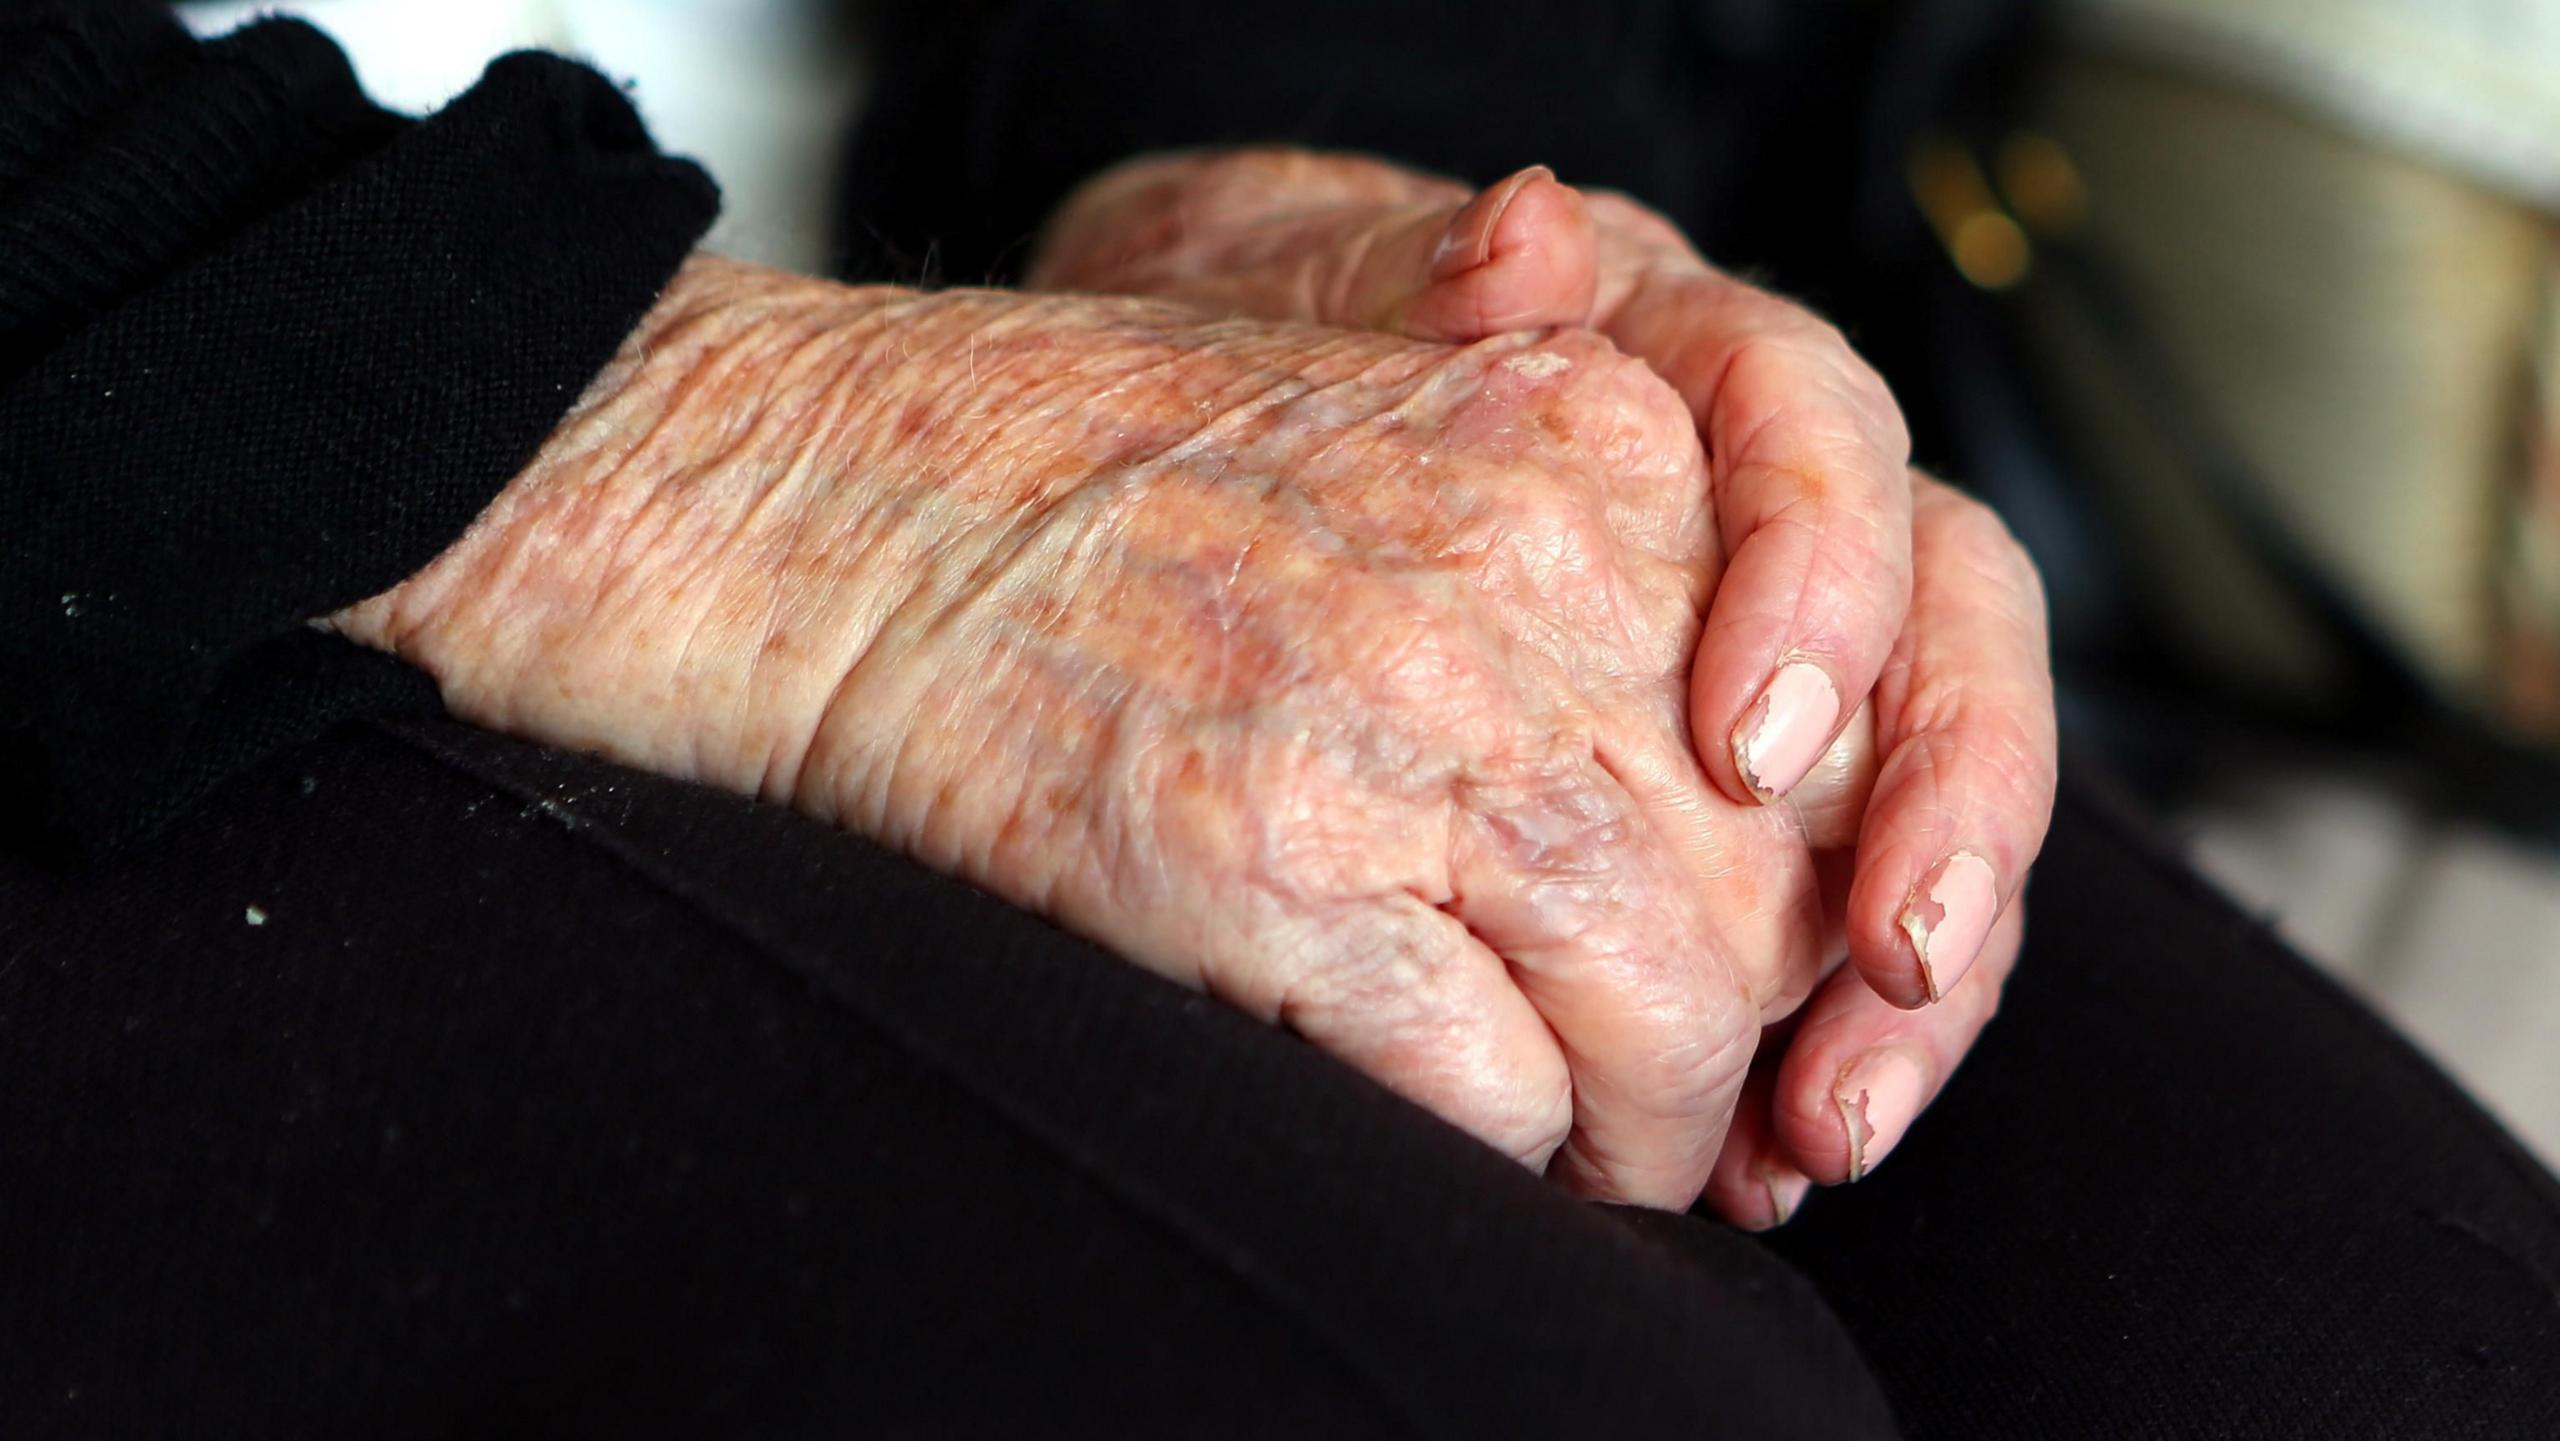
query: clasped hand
[{"left": 336, "top": 149, "right": 2056, "bottom": 1223}]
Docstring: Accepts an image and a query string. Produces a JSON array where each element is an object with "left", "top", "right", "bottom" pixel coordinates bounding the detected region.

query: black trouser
[{"left": 10, "top": 708, "right": 2559, "bottom": 1438}]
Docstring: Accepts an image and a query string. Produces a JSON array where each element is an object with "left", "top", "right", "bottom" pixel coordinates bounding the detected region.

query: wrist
[
  {"left": 331, "top": 247, "right": 1402, "bottom": 828},
  {"left": 329, "top": 254, "right": 990, "bottom": 802}
]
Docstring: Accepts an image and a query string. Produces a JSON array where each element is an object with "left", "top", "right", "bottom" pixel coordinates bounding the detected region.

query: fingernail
[
  {"left": 1900, "top": 851, "right": 1999, "bottom": 1002},
  {"left": 1430, "top": 165, "right": 1554, "bottom": 281},
  {"left": 1835, "top": 1049, "right": 1928, "bottom": 1181},
  {"left": 1762, "top": 1168, "right": 1813, "bottom": 1228},
  {"left": 1730, "top": 661, "right": 1839, "bottom": 801}
]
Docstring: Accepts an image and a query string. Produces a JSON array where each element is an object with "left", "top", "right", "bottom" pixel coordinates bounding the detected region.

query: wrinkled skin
[
  {"left": 340, "top": 136, "right": 2066, "bottom": 1219},
  {"left": 336, "top": 258, "right": 1873, "bottom": 1210},
  {"left": 1032, "top": 149, "right": 2059, "bottom": 1220}
]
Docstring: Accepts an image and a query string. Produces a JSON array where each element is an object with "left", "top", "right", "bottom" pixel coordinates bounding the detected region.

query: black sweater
[{"left": 0, "top": 1, "right": 718, "bottom": 855}]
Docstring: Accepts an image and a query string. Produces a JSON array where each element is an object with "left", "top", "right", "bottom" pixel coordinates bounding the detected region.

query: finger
[
  {"left": 1698, "top": 1055, "right": 1814, "bottom": 1230},
  {"left": 1770, "top": 899, "right": 2024, "bottom": 1184},
  {"left": 1027, "top": 148, "right": 1462, "bottom": 292},
  {"left": 1845, "top": 476, "right": 2058, "bottom": 1009},
  {"left": 1068, "top": 151, "right": 1598, "bottom": 344},
  {"left": 1588, "top": 712, "right": 1831, "bottom": 1025},
  {"left": 1255, "top": 165, "right": 1595, "bottom": 340},
  {"left": 1043, "top": 162, "right": 1597, "bottom": 344},
  {"left": 1268, "top": 895, "right": 1578, "bottom": 1171},
  {"left": 1605, "top": 274, "right": 1914, "bottom": 806},
  {"left": 1389, "top": 166, "right": 1598, "bottom": 342},
  {"left": 1445, "top": 747, "right": 1758, "bottom": 1209},
  {"left": 1785, "top": 697, "right": 1881, "bottom": 854}
]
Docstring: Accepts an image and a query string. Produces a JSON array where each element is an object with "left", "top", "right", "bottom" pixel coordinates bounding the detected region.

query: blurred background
[{"left": 181, "top": 0, "right": 2560, "bottom": 1162}]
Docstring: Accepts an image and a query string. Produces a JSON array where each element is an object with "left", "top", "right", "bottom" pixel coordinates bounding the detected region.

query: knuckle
[
  {"left": 1470, "top": 481, "right": 1621, "bottom": 603},
  {"left": 1930, "top": 488, "right": 2028, "bottom": 573},
  {"left": 1517, "top": 331, "right": 1699, "bottom": 447},
  {"left": 1500, "top": 1069, "right": 1578, "bottom": 1167},
  {"left": 1805, "top": 492, "right": 1915, "bottom": 591},
  {"left": 1899, "top": 690, "right": 2056, "bottom": 812},
  {"left": 1451, "top": 332, "right": 1703, "bottom": 485},
  {"left": 1896, "top": 669, "right": 1986, "bottom": 747},
  {"left": 1501, "top": 477, "right": 1600, "bottom": 550},
  {"left": 1725, "top": 323, "right": 1908, "bottom": 459},
  {"left": 1719, "top": 332, "right": 1811, "bottom": 418},
  {"left": 1622, "top": 991, "right": 1757, "bottom": 1119},
  {"left": 1276, "top": 918, "right": 1575, "bottom": 1166},
  {"left": 1468, "top": 760, "right": 1641, "bottom": 889},
  {"left": 1272, "top": 905, "right": 1460, "bottom": 1035},
  {"left": 1304, "top": 566, "right": 1501, "bottom": 700},
  {"left": 1354, "top": 600, "right": 1493, "bottom": 706},
  {"left": 1929, "top": 491, "right": 2052, "bottom": 633},
  {"left": 2000, "top": 533, "right": 2052, "bottom": 622}
]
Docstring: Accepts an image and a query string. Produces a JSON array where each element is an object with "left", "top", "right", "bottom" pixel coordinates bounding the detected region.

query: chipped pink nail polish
[
  {"left": 1900, "top": 852, "right": 1998, "bottom": 1002},
  {"left": 1763, "top": 1169, "right": 1813, "bottom": 1228},
  {"left": 1836, "top": 1049, "right": 1928, "bottom": 1180},
  {"left": 1731, "top": 661, "right": 1839, "bottom": 801}
]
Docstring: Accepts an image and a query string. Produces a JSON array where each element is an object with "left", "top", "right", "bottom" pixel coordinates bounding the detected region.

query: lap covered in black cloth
[
  {"left": 2, "top": 712, "right": 1891, "bottom": 1439},
  {"left": 9, "top": 707, "right": 2557, "bottom": 1437}
]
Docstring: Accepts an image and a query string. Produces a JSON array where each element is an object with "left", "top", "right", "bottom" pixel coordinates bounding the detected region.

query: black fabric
[
  {"left": 834, "top": 0, "right": 1886, "bottom": 298},
  {"left": 0, "top": 713, "right": 1900, "bottom": 1440},
  {"left": 1768, "top": 776, "right": 2560, "bottom": 1435},
  {"left": 0, "top": 1, "right": 717, "bottom": 853},
  {"left": 5, "top": 716, "right": 2555, "bottom": 1437}
]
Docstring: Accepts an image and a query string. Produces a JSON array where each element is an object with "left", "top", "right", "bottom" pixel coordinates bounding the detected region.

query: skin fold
[{"left": 335, "top": 151, "right": 2057, "bottom": 1220}]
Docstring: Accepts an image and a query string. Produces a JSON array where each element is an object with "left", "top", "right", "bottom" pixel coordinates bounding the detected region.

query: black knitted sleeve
[{"left": 0, "top": 1, "right": 719, "bottom": 856}]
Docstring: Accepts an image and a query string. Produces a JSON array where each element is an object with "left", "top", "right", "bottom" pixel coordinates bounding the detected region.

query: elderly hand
[
  {"left": 1032, "top": 149, "right": 2058, "bottom": 1221},
  {"left": 333, "top": 253, "right": 1932, "bottom": 1213}
]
